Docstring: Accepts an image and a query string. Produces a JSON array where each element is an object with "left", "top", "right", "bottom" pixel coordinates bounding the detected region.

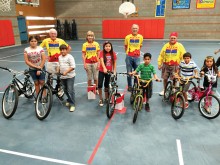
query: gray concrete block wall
[
  {"left": 0, "top": 0, "right": 21, "bottom": 46},
  {"left": 56, "top": 0, "right": 220, "bottom": 40}
]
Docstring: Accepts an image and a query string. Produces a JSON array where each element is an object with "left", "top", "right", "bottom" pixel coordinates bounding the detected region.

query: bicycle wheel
[
  {"left": 198, "top": 94, "right": 220, "bottom": 119},
  {"left": 2, "top": 85, "right": 19, "bottom": 119},
  {"left": 133, "top": 95, "right": 143, "bottom": 123},
  {"left": 164, "top": 81, "right": 173, "bottom": 101},
  {"left": 187, "top": 81, "right": 196, "bottom": 102},
  {"left": 171, "top": 94, "right": 185, "bottom": 120},
  {"left": 23, "top": 79, "right": 35, "bottom": 99},
  {"left": 106, "top": 91, "right": 116, "bottom": 119},
  {"left": 35, "top": 85, "right": 53, "bottom": 120},
  {"left": 130, "top": 82, "right": 138, "bottom": 104}
]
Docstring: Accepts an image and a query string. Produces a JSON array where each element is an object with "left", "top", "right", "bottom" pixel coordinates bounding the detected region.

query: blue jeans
[
  {"left": 125, "top": 56, "right": 140, "bottom": 87},
  {"left": 61, "top": 77, "right": 75, "bottom": 106}
]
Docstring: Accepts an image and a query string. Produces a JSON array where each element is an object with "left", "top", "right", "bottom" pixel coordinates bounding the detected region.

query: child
[
  {"left": 24, "top": 35, "right": 46, "bottom": 101},
  {"left": 176, "top": 52, "right": 198, "bottom": 109},
  {"left": 98, "top": 41, "right": 117, "bottom": 106},
  {"left": 200, "top": 56, "right": 220, "bottom": 113},
  {"left": 130, "top": 53, "right": 160, "bottom": 111},
  {"left": 58, "top": 44, "right": 76, "bottom": 112},
  {"left": 82, "top": 31, "right": 100, "bottom": 93}
]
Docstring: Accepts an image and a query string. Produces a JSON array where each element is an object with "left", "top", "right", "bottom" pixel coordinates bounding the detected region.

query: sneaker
[
  {"left": 65, "top": 102, "right": 70, "bottom": 107},
  {"left": 69, "top": 106, "right": 75, "bottom": 112},
  {"left": 42, "top": 97, "right": 48, "bottom": 104},
  {"left": 204, "top": 106, "right": 211, "bottom": 114},
  {"left": 145, "top": 103, "right": 150, "bottom": 112},
  {"left": 159, "top": 90, "right": 164, "bottom": 96},
  {"left": 99, "top": 99, "right": 104, "bottom": 107},
  {"left": 128, "top": 86, "right": 132, "bottom": 92},
  {"left": 185, "top": 102, "right": 189, "bottom": 109}
]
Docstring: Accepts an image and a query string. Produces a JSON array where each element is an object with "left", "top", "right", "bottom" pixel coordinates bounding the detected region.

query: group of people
[{"left": 23, "top": 25, "right": 220, "bottom": 113}]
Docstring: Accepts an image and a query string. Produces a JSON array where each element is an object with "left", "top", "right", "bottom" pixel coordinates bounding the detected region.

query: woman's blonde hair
[{"left": 86, "top": 30, "right": 95, "bottom": 41}]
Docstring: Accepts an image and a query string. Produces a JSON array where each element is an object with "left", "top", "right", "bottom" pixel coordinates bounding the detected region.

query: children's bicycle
[
  {"left": 169, "top": 76, "right": 194, "bottom": 119},
  {"left": 130, "top": 75, "right": 161, "bottom": 123},
  {"left": 187, "top": 74, "right": 220, "bottom": 119},
  {"left": 35, "top": 70, "right": 64, "bottom": 120},
  {"left": 0, "top": 66, "right": 35, "bottom": 119},
  {"left": 106, "top": 72, "right": 128, "bottom": 119}
]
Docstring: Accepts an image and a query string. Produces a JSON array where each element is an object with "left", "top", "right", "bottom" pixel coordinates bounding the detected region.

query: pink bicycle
[{"left": 187, "top": 74, "right": 220, "bottom": 119}]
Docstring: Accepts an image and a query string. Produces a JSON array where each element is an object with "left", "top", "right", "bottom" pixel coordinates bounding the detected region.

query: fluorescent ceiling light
[
  {"left": 26, "top": 16, "right": 55, "bottom": 20},
  {"left": 29, "top": 30, "right": 50, "bottom": 35},
  {"left": 27, "top": 25, "right": 55, "bottom": 29}
]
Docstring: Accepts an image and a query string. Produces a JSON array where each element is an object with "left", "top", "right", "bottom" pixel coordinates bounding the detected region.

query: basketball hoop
[
  {"left": 119, "top": 2, "right": 136, "bottom": 18},
  {"left": 0, "top": 0, "right": 12, "bottom": 12}
]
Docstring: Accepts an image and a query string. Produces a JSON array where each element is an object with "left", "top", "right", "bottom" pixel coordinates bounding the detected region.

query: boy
[
  {"left": 58, "top": 44, "right": 76, "bottom": 112},
  {"left": 130, "top": 53, "right": 160, "bottom": 111},
  {"left": 176, "top": 52, "right": 198, "bottom": 108}
]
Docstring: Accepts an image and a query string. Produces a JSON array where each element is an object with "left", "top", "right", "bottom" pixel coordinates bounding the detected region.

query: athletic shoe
[
  {"left": 145, "top": 103, "right": 150, "bottom": 112},
  {"left": 99, "top": 99, "right": 104, "bottom": 107},
  {"left": 69, "top": 106, "right": 75, "bottom": 112},
  {"left": 185, "top": 102, "right": 189, "bottom": 109},
  {"left": 65, "top": 102, "right": 70, "bottom": 107},
  {"left": 159, "top": 90, "right": 164, "bottom": 96},
  {"left": 204, "top": 106, "right": 211, "bottom": 114},
  {"left": 42, "top": 97, "right": 48, "bottom": 104}
]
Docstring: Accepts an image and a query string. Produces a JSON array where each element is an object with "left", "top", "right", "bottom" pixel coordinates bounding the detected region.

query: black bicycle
[
  {"left": 106, "top": 72, "right": 128, "bottom": 119},
  {"left": 0, "top": 67, "right": 35, "bottom": 119},
  {"left": 35, "top": 70, "right": 64, "bottom": 120}
]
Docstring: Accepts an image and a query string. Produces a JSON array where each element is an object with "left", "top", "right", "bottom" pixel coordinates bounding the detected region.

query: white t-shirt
[
  {"left": 24, "top": 46, "right": 44, "bottom": 69},
  {"left": 58, "top": 54, "right": 75, "bottom": 79}
]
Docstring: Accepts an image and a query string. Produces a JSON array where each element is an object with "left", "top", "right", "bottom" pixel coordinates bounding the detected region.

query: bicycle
[
  {"left": 0, "top": 66, "right": 35, "bottom": 119},
  {"left": 188, "top": 74, "right": 220, "bottom": 119},
  {"left": 106, "top": 72, "right": 128, "bottom": 119},
  {"left": 170, "top": 76, "right": 194, "bottom": 120},
  {"left": 130, "top": 75, "right": 161, "bottom": 123},
  {"left": 35, "top": 70, "right": 64, "bottom": 120}
]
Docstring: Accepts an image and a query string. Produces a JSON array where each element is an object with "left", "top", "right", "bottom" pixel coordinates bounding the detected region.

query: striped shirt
[
  {"left": 135, "top": 63, "right": 156, "bottom": 80},
  {"left": 179, "top": 60, "right": 197, "bottom": 77}
]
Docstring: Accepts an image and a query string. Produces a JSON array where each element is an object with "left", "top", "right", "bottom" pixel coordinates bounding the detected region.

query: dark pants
[
  {"left": 98, "top": 71, "right": 110, "bottom": 89},
  {"left": 216, "top": 57, "right": 220, "bottom": 67},
  {"left": 61, "top": 77, "right": 75, "bottom": 106}
]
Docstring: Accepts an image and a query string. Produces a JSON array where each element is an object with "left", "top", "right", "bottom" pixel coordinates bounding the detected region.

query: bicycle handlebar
[{"left": 133, "top": 75, "right": 161, "bottom": 88}]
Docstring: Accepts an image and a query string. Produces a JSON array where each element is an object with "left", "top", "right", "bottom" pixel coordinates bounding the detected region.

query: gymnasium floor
[{"left": 0, "top": 40, "right": 220, "bottom": 165}]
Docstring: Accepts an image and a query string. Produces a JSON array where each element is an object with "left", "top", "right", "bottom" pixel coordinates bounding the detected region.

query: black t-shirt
[{"left": 200, "top": 67, "right": 218, "bottom": 88}]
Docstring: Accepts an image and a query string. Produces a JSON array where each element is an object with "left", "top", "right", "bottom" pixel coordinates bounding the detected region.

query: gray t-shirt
[
  {"left": 59, "top": 54, "right": 76, "bottom": 79},
  {"left": 24, "top": 46, "right": 44, "bottom": 70}
]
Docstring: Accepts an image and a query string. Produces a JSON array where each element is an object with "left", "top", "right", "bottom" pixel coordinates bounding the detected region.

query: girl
[
  {"left": 200, "top": 56, "right": 220, "bottom": 113},
  {"left": 98, "top": 41, "right": 117, "bottom": 106},
  {"left": 24, "top": 35, "right": 46, "bottom": 101},
  {"left": 82, "top": 31, "right": 100, "bottom": 93}
]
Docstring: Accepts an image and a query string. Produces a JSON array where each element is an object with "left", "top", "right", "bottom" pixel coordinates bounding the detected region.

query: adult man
[
  {"left": 125, "top": 24, "right": 143, "bottom": 91},
  {"left": 40, "top": 28, "right": 71, "bottom": 73},
  {"left": 158, "top": 32, "right": 186, "bottom": 96}
]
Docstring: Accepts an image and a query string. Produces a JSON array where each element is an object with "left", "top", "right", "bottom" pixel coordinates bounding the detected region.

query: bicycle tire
[
  {"left": 198, "top": 94, "right": 220, "bottom": 119},
  {"left": 35, "top": 85, "right": 53, "bottom": 120},
  {"left": 23, "top": 79, "right": 35, "bottom": 99},
  {"left": 164, "top": 81, "right": 173, "bottom": 101},
  {"left": 133, "top": 95, "right": 143, "bottom": 123},
  {"left": 171, "top": 93, "right": 185, "bottom": 120},
  {"left": 106, "top": 91, "right": 116, "bottom": 119},
  {"left": 187, "top": 81, "right": 196, "bottom": 102},
  {"left": 130, "top": 82, "right": 138, "bottom": 104},
  {"left": 2, "top": 85, "right": 19, "bottom": 119}
]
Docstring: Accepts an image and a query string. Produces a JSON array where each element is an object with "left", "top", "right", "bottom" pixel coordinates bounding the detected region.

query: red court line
[
  {"left": 87, "top": 85, "right": 128, "bottom": 164},
  {"left": 87, "top": 112, "right": 116, "bottom": 164}
]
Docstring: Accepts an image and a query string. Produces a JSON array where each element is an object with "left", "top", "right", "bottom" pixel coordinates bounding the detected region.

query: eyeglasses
[{"left": 170, "top": 37, "right": 177, "bottom": 39}]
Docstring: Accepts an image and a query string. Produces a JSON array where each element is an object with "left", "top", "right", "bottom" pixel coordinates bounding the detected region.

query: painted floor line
[
  {"left": 0, "top": 149, "right": 85, "bottom": 165},
  {"left": 176, "top": 139, "right": 184, "bottom": 165}
]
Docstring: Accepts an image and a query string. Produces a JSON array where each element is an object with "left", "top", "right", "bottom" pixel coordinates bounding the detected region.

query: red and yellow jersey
[
  {"left": 124, "top": 34, "right": 143, "bottom": 57},
  {"left": 40, "top": 38, "right": 69, "bottom": 62},
  {"left": 82, "top": 41, "right": 100, "bottom": 63},
  {"left": 158, "top": 42, "right": 186, "bottom": 66}
]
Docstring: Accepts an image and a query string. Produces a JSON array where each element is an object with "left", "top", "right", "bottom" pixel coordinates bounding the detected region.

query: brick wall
[{"left": 55, "top": 0, "right": 220, "bottom": 40}]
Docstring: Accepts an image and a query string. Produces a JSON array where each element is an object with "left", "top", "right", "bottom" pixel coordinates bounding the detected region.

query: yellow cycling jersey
[
  {"left": 124, "top": 34, "right": 143, "bottom": 56},
  {"left": 82, "top": 41, "right": 100, "bottom": 62},
  {"left": 158, "top": 42, "right": 186, "bottom": 66},
  {"left": 40, "top": 38, "right": 69, "bottom": 62}
]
